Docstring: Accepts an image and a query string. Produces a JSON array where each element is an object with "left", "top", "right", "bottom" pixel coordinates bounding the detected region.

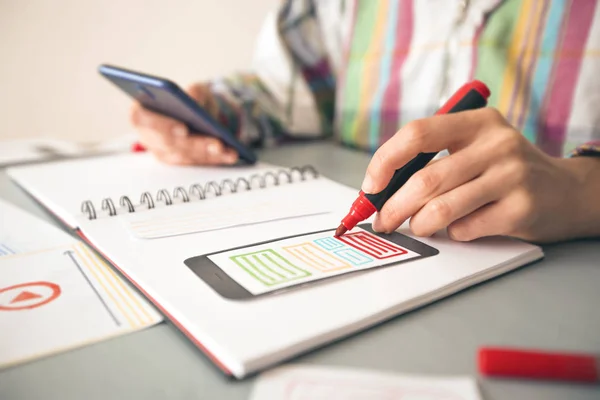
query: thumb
[
  {"left": 186, "top": 83, "right": 210, "bottom": 102},
  {"left": 186, "top": 83, "right": 220, "bottom": 120}
]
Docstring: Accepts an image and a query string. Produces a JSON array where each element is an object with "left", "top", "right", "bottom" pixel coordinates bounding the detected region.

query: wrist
[{"left": 560, "top": 156, "right": 600, "bottom": 239}]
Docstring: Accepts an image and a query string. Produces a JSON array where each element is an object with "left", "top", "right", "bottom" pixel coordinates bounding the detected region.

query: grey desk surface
[{"left": 1, "top": 141, "right": 599, "bottom": 400}]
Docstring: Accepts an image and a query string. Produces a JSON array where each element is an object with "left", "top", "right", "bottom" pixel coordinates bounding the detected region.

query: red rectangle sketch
[{"left": 336, "top": 231, "right": 408, "bottom": 259}]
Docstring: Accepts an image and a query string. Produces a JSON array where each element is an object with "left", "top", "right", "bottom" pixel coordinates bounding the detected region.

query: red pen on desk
[
  {"left": 131, "top": 142, "right": 146, "bottom": 152},
  {"left": 478, "top": 346, "right": 600, "bottom": 383},
  {"left": 334, "top": 80, "right": 491, "bottom": 237}
]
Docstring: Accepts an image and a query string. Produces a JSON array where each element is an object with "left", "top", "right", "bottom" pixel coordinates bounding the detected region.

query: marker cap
[
  {"left": 478, "top": 347, "right": 600, "bottom": 383},
  {"left": 340, "top": 191, "right": 377, "bottom": 231}
]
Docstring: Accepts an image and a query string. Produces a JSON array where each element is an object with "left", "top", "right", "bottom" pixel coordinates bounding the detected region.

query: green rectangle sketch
[{"left": 230, "top": 249, "right": 311, "bottom": 286}]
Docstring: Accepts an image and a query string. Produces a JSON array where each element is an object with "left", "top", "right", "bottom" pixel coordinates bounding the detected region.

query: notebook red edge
[{"left": 74, "top": 229, "right": 232, "bottom": 376}]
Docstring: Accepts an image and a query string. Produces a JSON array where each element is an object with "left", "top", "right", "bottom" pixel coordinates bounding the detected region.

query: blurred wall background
[{"left": 0, "top": 0, "right": 278, "bottom": 142}]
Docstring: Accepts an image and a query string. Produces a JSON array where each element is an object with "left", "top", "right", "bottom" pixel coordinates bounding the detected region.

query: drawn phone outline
[{"left": 183, "top": 224, "right": 439, "bottom": 300}]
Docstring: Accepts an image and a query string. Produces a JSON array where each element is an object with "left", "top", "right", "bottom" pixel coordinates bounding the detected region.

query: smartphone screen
[{"left": 184, "top": 224, "right": 439, "bottom": 299}]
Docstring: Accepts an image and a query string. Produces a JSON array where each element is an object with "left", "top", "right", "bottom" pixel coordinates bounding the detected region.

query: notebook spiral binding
[{"left": 80, "top": 165, "right": 319, "bottom": 220}]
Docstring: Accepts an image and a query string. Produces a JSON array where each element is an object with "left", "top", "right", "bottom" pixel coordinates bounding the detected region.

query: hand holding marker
[{"left": 335, "top": 81, "right": 491, "bottom": 237}]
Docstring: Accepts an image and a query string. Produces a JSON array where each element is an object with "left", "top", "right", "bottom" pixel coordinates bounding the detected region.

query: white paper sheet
[
  {"left": 0, "top": 135, "right": 136, "bottom": 167},
  {"left": 0, "top": 199, "right": 162, "bottom": 368},
  {"left": 249, "top": 365, "right": 482, "bottom": 400},
  {"left": 0, "top": 243, "right": 162, "bottom": 368},
  {"left": 0, "top": 138, "right": 82, "bottom": 166},
  {"left": 0, "top": 199, "right": 75, "bottom": 254}
]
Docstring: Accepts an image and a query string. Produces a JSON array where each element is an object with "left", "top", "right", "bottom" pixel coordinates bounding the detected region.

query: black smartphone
[
  {"left": 184, "top": 224, "right": 439, "bottom": 300},
  {"left": 98, "top": 64, "right": 257, "bottom": 164}
]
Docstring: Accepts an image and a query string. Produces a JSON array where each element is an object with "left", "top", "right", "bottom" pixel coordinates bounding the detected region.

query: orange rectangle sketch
[{"left": 283, "top": 242, "right": 350, "bottom": 272}]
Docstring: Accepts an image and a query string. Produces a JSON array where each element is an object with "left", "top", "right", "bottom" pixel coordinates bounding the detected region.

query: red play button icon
[{"left": 0, "top": 282, "right": 61, "bottom": 311}]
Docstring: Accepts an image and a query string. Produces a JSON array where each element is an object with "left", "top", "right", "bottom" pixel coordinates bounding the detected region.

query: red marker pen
[
  {"left": 334, "top": 80, "right": 491, "bottom": 237},
  {"left": 478, "top": 346, "right": 600, "bottom": 383}
]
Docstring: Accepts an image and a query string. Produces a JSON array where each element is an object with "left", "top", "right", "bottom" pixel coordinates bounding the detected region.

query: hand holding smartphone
[{"left": 98, "top": 64, "right": 257, "bottom": 164}]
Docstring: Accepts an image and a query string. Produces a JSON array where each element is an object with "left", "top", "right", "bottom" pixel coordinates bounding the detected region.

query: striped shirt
[{"left": 209, "top": 0, "right": 600, "bottom": 157}]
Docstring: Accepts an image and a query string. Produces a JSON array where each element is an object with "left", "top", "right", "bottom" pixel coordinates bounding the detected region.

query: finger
[
  {"left": 186, "top": 83, "right": 220, "bottom": 120},
  {"left": 129, "top": 102, "right": 143, "bottom": 126},
  {"left": 147, "top": 145, "right": 179, "bottom": 165},
  {"left": 153, "top": 137, "right": 208, "bottom": 166},
  {"left": 141, "top": 136, "right": 186, "bottom": 165},
  {"left": 156, "top": 137, "right": 211, "bottom": 166},
  {"left": 217, "top": 146, "right": 239, "bottom": 165},
  {"left": 186, "top": 83, "right": 210, "bottom": 102},
  {"left": 446, "top": 189, "right": 535, "bottom": 241},
  {"left": 156, "top": 151, "right": 192, "bottom": 165},
  {"left": 372, "top": 144, "right": 494, "bottom": 233},
  {"left": 132, "top": 105, "right": 188, "bottom": 138},
  {"left": 189, "top": 137, "right": 238, "bottom": 165},
  {"left": 146, "top": 132, "right": 238, "bottom": 166},
  {"left": 203, "top": 138, "right": 225, "bottom": 164},
  {"left": 408, "top": 167, "right": 512, "bottom": 237},
  {"left": 362, "top": 107, "right": 506, "bottom": 194}
]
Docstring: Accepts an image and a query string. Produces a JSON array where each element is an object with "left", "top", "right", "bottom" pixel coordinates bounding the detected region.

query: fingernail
[
  {"left": 172, "top": 125, "right": 187, "bottom": 137},
  {"left": 207, "top": 142, "right": 219, "bottom": 156},
  {"left": 361, "top": 172, "right": 375, "bottom": 193},
  {"left": 372, "top": 214, "right": 384, "bottom": 232}
]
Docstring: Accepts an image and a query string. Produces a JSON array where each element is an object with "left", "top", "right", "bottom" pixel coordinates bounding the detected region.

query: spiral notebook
[
  {"left": 7, "top": 152, "right": 544, "bottom": 378},
  {"left": 7, "top": 152, "right": 326, "bottom": 230}
]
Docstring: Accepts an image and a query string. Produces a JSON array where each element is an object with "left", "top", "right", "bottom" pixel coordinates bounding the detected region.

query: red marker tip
[{"left": 334, "top": 225, "right": 348, "bottom": 237}]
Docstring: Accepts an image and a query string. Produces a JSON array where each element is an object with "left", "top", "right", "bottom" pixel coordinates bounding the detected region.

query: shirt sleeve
[
  {"left": 569, "top": 141, "right": 600, "bottom": 157},
  {"left": 206, "top": 0, "right": 337, "bottom": 148}
]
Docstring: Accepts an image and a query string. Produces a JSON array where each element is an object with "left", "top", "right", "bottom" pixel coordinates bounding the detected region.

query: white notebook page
[{"left": 121, "top": 178, "right": 337, "bottom": 239}]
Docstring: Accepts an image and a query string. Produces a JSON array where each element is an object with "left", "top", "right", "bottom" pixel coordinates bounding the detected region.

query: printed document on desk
[
  {"left": 0, "top": 199, "right": 162, "bottom": 368},
  {"left": 249, "top": 365, "right": 482, "bottom": 400}
]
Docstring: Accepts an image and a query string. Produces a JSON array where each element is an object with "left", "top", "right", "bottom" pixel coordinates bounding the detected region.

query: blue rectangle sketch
[
  {"left": 333, "top": 248, "right": 372, "bottom": 266},
  {"left": 313, "top": 237, "right": 344, "bottom": 251}
]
